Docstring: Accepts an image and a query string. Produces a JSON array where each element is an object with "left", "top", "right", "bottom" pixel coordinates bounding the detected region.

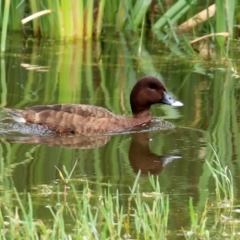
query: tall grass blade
[
  {"left": 60, "top": 0, "right": 73, "bottom": 40},
  {"left": 72, "top": 0, "right": 84, "bottom": 39},
  {"left": 189, "top": 197, "right": 197, "bottom": 228},
  {"left": 216, "top": 0, "right": 227, "bottom": 46},
  {"left": 131, "top": 0, "right": 151, "bottom": 28},
  {"left": 85, "top": 0, "right": 94, "bottom": 39},
  {"left": 0, "top": 0, "right": 2, "bottom": 22},
  {"left": 48, "top": 1, "right": 62, "bottom": 39},
  {"left": 9, "top": 0, "right": 25, "bottom": 30},
  {"left": 130, "top": 170, "right": 141, "bottom": 197},
  {"left": 138, "top": 14, "right": 145, "bottom": 55},
  {"left": 224, "top": 0, "right": 236, "bottom": 40},
  {"left": 1, "top": 0, "right": 10, "bottom": 52},
  {"left": 95, "top": 0, "right": 105, "bottom": 39},
  {"left": 29, "top": 0, "right": 39, "bottom": 37},
  {"left": 0, "top": 58, "right": 7, "bottom": 106},
  {"left": 206, "top": 144, "right": 234, "bottom": 203},
  {"left": 104, "top": 1, "right": 118, "bottom": 25},
  {"left": 152, "top": 0, "right": 195, "bottom": 31},
  {"left": 116, "top": 0, "right": 134, "bottom": 31}
]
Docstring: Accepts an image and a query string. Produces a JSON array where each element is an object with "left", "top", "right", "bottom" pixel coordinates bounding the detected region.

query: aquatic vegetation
[
  {"left": 0, "top": 155, "right": 239, "bottom": 240},
  {"left": 0, "top": 172, "right": 170, "bottom": 239},
  {"left": 207, "top": 144, "right": 234, "bottom": 204},
  {"left": 0, "top": 3, "right": 240, "bottom": 238},
  {"left": 0, "top": 1, "right": 239, "bottom": 51},
  {"left": 183, "top": 145, "right": 239, "bottom": 239}
]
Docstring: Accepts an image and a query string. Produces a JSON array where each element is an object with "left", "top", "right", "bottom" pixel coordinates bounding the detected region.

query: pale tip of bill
[{"left": 172, "top": 101, "right": 184, "bottom": 107}]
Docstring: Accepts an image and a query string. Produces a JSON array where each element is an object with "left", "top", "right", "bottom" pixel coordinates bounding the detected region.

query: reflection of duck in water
[
  {"left": 129, "top": 132, "right": 181, "bottom": 175},
  {"left": 3, "top": 76, "right": 183, "bottom": 135},
  {"left": 4, "top": 131, "right": 181, "bottom": 175},
  {"left": 4, "top": 133, "right": 110, "bottom": 149}
]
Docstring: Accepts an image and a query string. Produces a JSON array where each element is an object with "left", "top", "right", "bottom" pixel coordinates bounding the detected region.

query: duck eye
[{"left": 149, "top": 84, "right": 156, "bottom": 89}]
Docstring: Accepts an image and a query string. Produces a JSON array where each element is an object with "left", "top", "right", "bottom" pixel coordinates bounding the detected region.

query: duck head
[{"left": 130, "top": 76, "right": 183, "bottom": 118}]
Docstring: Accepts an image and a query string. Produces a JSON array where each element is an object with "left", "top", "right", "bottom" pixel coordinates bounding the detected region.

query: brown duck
[{"left": 3, "top": 76, "right": 183, "bottom": 135}]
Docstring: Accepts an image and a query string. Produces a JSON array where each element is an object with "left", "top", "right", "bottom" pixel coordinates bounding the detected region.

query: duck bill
[{"left": 160, "top": 92, "right": 183, "bottom": 107}]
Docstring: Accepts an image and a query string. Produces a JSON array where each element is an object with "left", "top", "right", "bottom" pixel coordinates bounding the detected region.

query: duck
[{"left": 3, "top": 76, "right": 183, "bottom": 135}]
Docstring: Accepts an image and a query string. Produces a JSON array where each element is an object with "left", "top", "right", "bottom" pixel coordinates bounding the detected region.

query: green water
[{"left": 1, "top": 34, "right": 240, "bottom": 237}]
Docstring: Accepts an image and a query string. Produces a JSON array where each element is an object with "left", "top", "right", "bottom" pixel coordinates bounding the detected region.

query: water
[{"left": 1, "top": 34, "right": 240, "bottom": 236}]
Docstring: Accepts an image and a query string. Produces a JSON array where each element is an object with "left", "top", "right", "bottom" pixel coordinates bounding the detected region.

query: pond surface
[{"left": 1, "top": 34, "right": 240, "bottom": 237}]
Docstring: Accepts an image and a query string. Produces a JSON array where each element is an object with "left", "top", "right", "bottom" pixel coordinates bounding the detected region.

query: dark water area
[{"left": 1, "top": 33, "right": 240, "bottom": 236}]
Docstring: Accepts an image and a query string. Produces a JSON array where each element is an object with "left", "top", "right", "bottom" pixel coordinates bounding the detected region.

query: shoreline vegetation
[
  {"left": 0, "top": 151, "right": 238, "bottom": 239},
  {"left": 0, "top": 1, "right": 239, "bottom": 239},
  {"left": 0, "top": 1, "right": 239, "bottom": 52}
]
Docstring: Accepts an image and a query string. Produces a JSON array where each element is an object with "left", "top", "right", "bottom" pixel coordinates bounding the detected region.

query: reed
[
  {"left": 183, "top": 145, "right": 236, "bottom": 239},
  {"left": 1, "top": 0, "right": 10, "bottom": 52},
  {"left": 1, "top": 1, "right": 240, "bottom": 50},
  {"left": 152, "top": 0, "right": 195, "bottom": 31},
  {"left": 183, "top": 197, "right": 210, "bottom": 239},
  {"left": 215, "top": 0, "right": 236, "bottom": 46},
  {"left": 206, "top": 144, "right": 234, "bottom": 204},
  {"left": 84, "top": 0, "right": 94, "bottom": 39},
  {"left": 29, "top": 0, "right": 39, "bottom": 37},
  {"left": 0, "top": 173, "right": 170, "bottom": 239},
  {"left": 1, "top": 163, "right": 237, "bottom": 239},
  {"left": 95, "top": 0, "right": 105, "bottom": 38}
]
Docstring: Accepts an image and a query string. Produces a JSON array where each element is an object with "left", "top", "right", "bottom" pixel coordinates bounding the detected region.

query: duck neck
[{"left": 133, "top": 110, "right": 152, "bottom": 120}]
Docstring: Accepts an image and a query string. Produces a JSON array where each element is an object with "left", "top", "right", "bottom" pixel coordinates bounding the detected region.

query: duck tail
[{"left": 2, "top": 108, "right": 27, "bottom": 123}]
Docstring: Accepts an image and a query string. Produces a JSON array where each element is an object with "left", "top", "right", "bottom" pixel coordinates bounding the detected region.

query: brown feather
[
  {"left": 4, "top": 105, "right": 151, "bottom": 135},
  {"left": 3, "top": 76, "right": 183, "bottom": 135}
]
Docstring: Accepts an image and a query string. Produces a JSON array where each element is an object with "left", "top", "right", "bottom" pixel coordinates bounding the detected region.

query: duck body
[
  {"left": 5, "top": 104, "right": 152, "bottom": 135},
  {"left": 3, "top": 76, "right": 183, "bottom": 135}
]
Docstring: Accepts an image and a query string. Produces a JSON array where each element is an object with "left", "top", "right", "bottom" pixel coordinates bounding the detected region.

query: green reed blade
[
  {"left": 85, "top": 0, "right": 94, "bottom": 39},
  {"left": 0, "top": 59, "right": 7, "bottom": 106},
  {"left": 152, "top": 0, "right": 195, "bottom": 30},
  {"left": 27, "top": 193, "right": 34, "bottom": 233},
  {"left": 130, "top": 170, "right": 141, "bottom": 197},
  {"left": 95, "top": 0, "right": 105, "bottom": 39},
  {"left": 13, "top": 188, "right": 28, "bottom": 221},
  {"left": 216, "top": 0, "right": 226, "bottom": 46},
  {"left": 1, "top": 0, "right": 10, "bottom": 52},
  {"left": 171, "top": 4, "right": 191, "bottom": 25},
  {"left": 104, "top": 0, "right": 118, "bottom": 25},
  {"left": 9, "top": 0, "right": 25, "bottom": 30},
  {"left": 116, "top": 0, "right": 134, "bottom": 31},
  {"left": 189, "top": 197, "right": 197, "bottom": 229},
  {"left": 60, "top": 0, "right": 73, "bottom": 40},
  {"left": 225, "top": 0, "right": 236, "bottom": 37},
  {"left": 132, "top": 0, "right": 151, "bottom": 28},
  {"left": 0, "top": 0, "right": 2, "bottom": 22},
  {"left": 72, "top": 0, "right": 84, "bottom": 38},
  {"left": 85, "top": 40, "right": 94, "bottom": 104},
  {"left": 48, "top": 0, "right": 62, "bottom": 39},
  {"left": 138, "top": 14, "right": 145, "bottom": 55},
  {"left": 29, "top": 0, "right": 39, "bottom": 37}
]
